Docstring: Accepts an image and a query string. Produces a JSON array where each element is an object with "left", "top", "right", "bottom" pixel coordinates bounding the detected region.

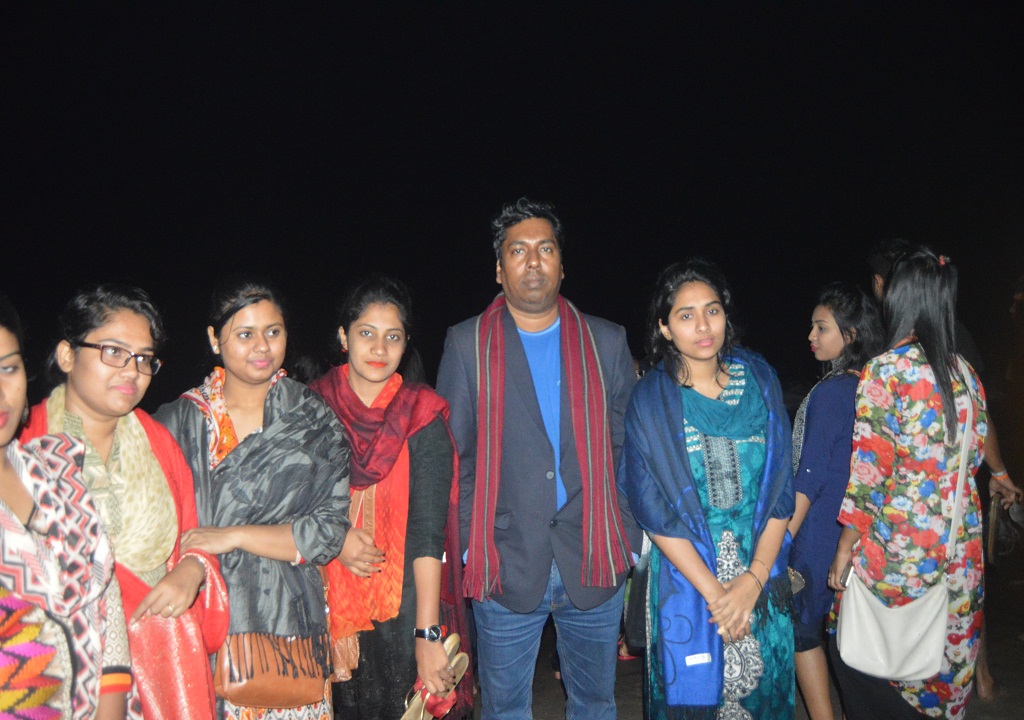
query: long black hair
[
  {"left": 646, "top": 258, "right": 738, "bottom": 387},
  {"left": 883, "top": 245, "right": 961, "bottom": 437},
  {"left": 816, "top": 282, "right": 883, "bottom": 375}
]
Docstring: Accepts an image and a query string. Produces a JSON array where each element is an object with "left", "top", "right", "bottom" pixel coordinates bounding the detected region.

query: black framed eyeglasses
[{"left": 72, "top": 341, "right": 163, "bottom": 376}]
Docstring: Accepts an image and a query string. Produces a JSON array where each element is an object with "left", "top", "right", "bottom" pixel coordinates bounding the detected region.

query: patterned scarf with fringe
[{"left": 464, "top": 294, "right": 631, "bottom": 600}]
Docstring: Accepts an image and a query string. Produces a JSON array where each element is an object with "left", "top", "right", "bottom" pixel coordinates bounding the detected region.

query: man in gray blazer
[{"left": 437, "top": 198, "right": 640, "bottom": 719}]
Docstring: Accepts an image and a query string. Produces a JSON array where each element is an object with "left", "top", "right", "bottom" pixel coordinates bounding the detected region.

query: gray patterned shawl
[{"left": 155, "top": 377, "right": 350, "bottom": 661}]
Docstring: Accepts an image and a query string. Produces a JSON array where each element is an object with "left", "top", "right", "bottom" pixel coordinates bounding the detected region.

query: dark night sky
[{"left": 4, "top": 4, "right": 1023, "bottom": 408}]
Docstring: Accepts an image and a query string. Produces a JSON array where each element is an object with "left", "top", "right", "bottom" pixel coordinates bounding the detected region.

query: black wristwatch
[{"left": 414, "top": 624, "right": 443, "bottom": 642}]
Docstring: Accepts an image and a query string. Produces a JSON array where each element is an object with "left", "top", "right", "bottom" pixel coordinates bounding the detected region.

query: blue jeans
[{"left": 472, "top": 562, "right": 625, "bottom": 720}]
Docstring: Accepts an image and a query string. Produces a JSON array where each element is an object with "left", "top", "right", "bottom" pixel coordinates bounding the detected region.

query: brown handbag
[{"left": 213, "top": 631, "right": 327, "bottom": 708}]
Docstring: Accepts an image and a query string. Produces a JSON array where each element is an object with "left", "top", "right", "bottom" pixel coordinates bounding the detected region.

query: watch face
[{"left": 417, "top": 625, "right": 443, "bottom": 642}]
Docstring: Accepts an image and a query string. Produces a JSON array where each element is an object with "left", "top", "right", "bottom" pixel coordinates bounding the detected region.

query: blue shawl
[{"left": 618, "top": 348, "right": 794, "bottom": 710}]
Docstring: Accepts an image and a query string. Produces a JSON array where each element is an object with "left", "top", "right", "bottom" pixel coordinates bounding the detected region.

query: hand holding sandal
[{"left": 402, "top": 633, "right": 469, "bottom": 720}]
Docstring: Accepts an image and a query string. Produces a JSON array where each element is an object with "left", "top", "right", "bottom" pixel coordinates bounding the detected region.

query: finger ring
[
  {"left": 447, "top": 665, "right": 453, "bottom": 671},
  {"left": 166, "top": 604, "right": 175, "bottom": 613}
]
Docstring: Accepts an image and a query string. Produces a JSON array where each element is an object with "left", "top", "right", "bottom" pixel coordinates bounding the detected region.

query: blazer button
[
  {"left": 546, "top": 471, "right": 555, "bottom": 479},
  {"left": 550, "top": 519, "right": 557, "bottom": 528}
]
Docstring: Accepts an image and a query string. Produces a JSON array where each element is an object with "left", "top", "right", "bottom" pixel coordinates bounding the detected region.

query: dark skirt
[
  {"left": 828, "top": 634, "right": 926, "bottom": 720},
  {"left": 332, "top": 592, "right": 417, "bottom": 720}
]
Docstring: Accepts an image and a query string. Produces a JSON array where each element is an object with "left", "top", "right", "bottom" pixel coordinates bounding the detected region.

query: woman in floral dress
[{"left": 828, "top": 247, "right": 987, "bottom": 720}]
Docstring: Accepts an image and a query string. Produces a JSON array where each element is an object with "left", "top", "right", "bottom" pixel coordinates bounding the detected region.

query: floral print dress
[{"left": 834, "top": 343, "right": 987, "bottom": 720}]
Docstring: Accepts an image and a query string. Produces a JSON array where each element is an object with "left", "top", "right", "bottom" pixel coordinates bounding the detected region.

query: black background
[{"left": 5, "top": 4, "right": 1022, "bottom": 408}]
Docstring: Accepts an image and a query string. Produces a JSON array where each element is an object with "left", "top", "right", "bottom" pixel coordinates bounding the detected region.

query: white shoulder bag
[{"left": 837, "top": 359, "right": 975, "bottom": 682}]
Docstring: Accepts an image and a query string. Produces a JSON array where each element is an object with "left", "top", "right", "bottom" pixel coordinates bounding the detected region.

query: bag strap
[{"left": 944, "top": 357, "right": 975, "bottom": 568}]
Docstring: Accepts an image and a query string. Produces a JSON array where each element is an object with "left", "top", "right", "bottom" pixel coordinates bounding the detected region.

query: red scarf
[
  {"left": 310, "top": 365, "right": 447, "bottom": 488},
  {"left": 464, "top": 295, "right": 632, "bottom": 601}
]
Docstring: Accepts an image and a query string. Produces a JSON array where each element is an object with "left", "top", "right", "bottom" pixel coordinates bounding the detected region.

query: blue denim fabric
[{"left": 472, "top": 562, "right": 625, "bottom": 720}]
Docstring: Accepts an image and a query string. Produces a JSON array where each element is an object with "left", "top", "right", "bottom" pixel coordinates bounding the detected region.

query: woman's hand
[
  {"left": 828, "top": 545, "right": 854, "bottom": 591},
  {"left": 95, "top": 690, "right": 127, "bottom": 720},
  {"left": 131, "top": 556, "right": 205, "bottom": 622},
  {"left": 707, "top": 572, "right": 760, "bottom": 642},
  {"left": 339, "top": 528, "right": 384, "bottom": 578},
  {"left": 990, "top": 473, "right": 1023, "bottom": 509},
  {"left": 415, "top": 638, "right": 456, "bottom": 697},
  {"left": 180, "top": 526, "right": 239, "bottom": 556}
]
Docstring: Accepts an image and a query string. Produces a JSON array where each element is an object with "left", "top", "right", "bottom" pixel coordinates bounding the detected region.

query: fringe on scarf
[
  {"left": 665, "top": 704, "right": 718, "bottom": 720},
  {"left": 223, "top": 631, "right": 330, "bottom": 683},
  {"left": 753, "top": 572, "right": 794, "bottom": 618}
]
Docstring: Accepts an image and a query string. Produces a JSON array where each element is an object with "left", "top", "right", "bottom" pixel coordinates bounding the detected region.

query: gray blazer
[{"left": 437, "top": 306, "right": 641, "bottom": 612}]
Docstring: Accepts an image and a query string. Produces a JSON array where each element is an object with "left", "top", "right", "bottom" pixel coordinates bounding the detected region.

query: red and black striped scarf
[{"left": 464, "top": 294, "right": 632, "bottom": 601}]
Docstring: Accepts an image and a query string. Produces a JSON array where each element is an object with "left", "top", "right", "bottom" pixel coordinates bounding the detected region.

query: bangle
[
  {"left": 751, "top": 557, "right": 770, "bottom": 574},
  {"left": 182, "top": 551, "right": 210, "bottom": 575},
  {"left": 991, "top": 468, "right": 1009, "bottom": 479},
  {"left": 291, "top": 550, "right": 305, "bottom": 566},
  {"left": 744, "top": 569, "right": 764, "bottom": 592},
  {"left": 180, "top": 552, "right": 210, "bottom": 588}
]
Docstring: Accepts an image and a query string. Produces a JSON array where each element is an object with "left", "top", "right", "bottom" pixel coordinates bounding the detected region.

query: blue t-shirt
[{"left": 519, "top": 319, "right": 566, "bottom": 510}]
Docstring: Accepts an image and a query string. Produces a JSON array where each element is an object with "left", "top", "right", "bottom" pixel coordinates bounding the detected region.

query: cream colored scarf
[{"left": 46, "top": 385, "right": 177, "bottom": 587}]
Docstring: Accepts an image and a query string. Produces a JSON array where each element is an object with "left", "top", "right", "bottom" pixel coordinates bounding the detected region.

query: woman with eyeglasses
[{"left": 21, "top": 284, "right": 229, "bottom": 720}]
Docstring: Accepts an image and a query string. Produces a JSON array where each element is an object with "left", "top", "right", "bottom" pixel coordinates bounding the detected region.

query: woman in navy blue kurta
[
  {"left": 787, "top": 283, "right": 881, "bottom": 720},
  {"left": 790, "top": 375, "right": 857, "bottom": 626}
]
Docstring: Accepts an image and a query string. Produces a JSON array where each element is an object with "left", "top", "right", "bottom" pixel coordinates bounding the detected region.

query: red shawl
[{"left": 465, "top": 295, "right": 632, "bottom": 600}]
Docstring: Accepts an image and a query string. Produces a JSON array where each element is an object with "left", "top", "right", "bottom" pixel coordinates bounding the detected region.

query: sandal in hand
[{"left": 401, "top": 634, "right": 469, "bottom": 720}]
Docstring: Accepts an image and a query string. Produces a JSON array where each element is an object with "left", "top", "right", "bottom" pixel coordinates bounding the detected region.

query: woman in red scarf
[{"left": 310, "top": 275, "right": 471, "bottom": 720}]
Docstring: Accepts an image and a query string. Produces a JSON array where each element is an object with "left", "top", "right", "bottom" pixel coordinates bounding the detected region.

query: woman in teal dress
[{"left": 619, "top": 259, "right": 795, "bottom": 719}]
